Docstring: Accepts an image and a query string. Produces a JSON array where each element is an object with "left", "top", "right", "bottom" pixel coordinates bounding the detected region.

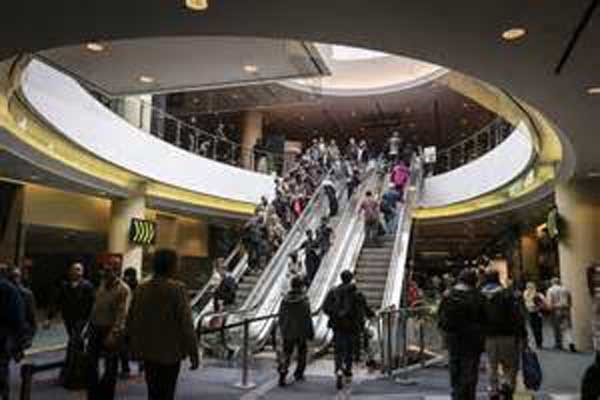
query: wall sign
[{"left": 129, "top": 218, "right": 156, "bottom": 245}]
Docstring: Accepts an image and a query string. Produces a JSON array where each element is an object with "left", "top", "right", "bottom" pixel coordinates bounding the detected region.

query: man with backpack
[
  {"left": 481, "top": 268, "right": 528, "bottom": 400},
  {"left": 278, "top": 276, "right": 314, "bottom": 386},
  {"left": 438, "top": 268, "right": 486, "bottom": 400},
  {"left": 214, "top": 268, "right": 237, "bottom": 310},
  {"left": 323, "top": 270, "right": 365, "bottom": 390}
]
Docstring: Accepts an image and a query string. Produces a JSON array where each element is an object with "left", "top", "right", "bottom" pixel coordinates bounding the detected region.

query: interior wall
[{"left": 23, "top": 184, "right": 110, "bottom": 233}]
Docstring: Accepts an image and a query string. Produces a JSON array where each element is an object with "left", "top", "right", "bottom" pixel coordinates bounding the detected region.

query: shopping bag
[{"left": 521, "top": 346, "right": 542, "bottom": 391}]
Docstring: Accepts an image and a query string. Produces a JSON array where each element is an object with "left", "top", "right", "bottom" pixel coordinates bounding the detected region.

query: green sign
[{"left": 129, "top": 218, "right": 156, "bottom": 245}]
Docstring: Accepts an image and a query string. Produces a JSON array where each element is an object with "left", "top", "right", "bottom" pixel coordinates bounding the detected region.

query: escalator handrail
[{"left": 381, "top": 156, "right": 424, "bottom": 311}]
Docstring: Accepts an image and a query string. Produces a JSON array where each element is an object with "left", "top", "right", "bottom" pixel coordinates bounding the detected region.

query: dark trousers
[
  {"left": 0, "top": 338, "right": 9, "bottom": 400},
  {"left": 528, "top": 312, "right": 544, "bottom": 348},
  {"left": 333, "top": 331, "right": 354, "bottom": 374},
  {"left": 305, "top": 254, "right": 321, "bottom": 285},
  {"left": 279, "top": 338, "right": 307, "bottom": 378},
  {"left": 327, "top": 193, "right": 338, "bottom": 217},
  {"left": 144, "top": 361, "right": 181, "bottom": 400},
  {"left": 447, "top": 334, "right": 481, "bottom": 400},
  {"left": 87, "top": 326, "right": 119, "bottom": 400}
]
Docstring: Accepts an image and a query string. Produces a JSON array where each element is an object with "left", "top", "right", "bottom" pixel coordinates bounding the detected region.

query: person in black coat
[
  {"left": 278, "top": 276, "right": 314, "bottom": 386},
  {"left": 54, "top": 262, "right": 95, "bottom": 338}
]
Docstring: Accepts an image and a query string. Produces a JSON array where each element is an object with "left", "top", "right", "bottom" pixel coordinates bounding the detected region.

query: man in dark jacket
[
  {"left": 8, "top": 267, "right": 36, "bottom": 350},
  {"left": 481, "top": 268, "right": 527, "bottom": 400},
  {"left": 438, "top": 268, "right": 486, "bottom": 400},
  {"left": 298, "top": 229, "right": 321, "bottom": 285},
  {"left": 323, "top": 270, "right": 364, "bottom": 390},
  {"left": 278, "top": 276, "right": 314, "bottom": 386},
  {"left": 0, "top": 263, "right": 26, "bottom": 400},
  {"left": 56, "top": 262, "right": 95, "bottom": 338}
]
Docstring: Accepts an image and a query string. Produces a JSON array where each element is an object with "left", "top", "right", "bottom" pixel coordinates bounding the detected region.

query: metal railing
[
  {"left": 99, "top": 95, "right": 286, "bottom": 175},
  {"left": 434, "top": 118, "right": 513, "bottom": 175}
]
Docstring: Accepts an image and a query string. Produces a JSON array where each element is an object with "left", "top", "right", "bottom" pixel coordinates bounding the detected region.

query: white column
[{"left": 108, "top": 191, "right": 146, "bottom": 276}]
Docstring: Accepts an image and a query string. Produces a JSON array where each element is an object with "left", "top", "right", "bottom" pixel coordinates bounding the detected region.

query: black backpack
[
  {"left": 323, "top": 287, "right": 356, "bottom": 331},
  {"left": 438, "top": 288, "right": 472, "bottom": 333},
  {"left": 482, "top": 287, "right": 525, "bottom": 336}
]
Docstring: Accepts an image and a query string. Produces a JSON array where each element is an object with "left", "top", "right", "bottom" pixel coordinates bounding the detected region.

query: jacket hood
[
  {"left": 481, "top": 282, "right": 503, "bottom": 298},
  {"left": 284, "top": 289, "right": 308, "bottom": 304}
]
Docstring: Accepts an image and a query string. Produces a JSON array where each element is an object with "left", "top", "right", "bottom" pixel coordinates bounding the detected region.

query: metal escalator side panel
[{"left": 310, "top": 171, "right": 381, "bottom": 348}]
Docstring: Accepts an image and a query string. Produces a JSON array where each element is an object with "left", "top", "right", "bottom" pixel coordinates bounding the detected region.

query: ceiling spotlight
[
  {"left": 587, "top": 87, "right": 600, "bottom": 95},
  {"left": 85, "top": 42, "right": 105, "bottom": 52},
  {"left": 185, "top": 0, "right": 208, "bottom": 10},
  {"left": 138, "top": 75, "right": 155, "bottom": 84},
  {"left": 502, "top": 28, "right": 527, "bottom": 41},
  {"left": 243, "top": 64, "right": 259, "bottom": 74}
]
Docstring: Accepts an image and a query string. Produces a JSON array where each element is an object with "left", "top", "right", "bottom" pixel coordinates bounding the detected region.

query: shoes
[
  {"left": 278, "top": 372, "right": 287, "bottom": 387},
  {"left": 569, "top": 343, "right": 577, "bottom": 353},
  {"left": 335, "top": 370, "right": 344, "bottom": 390},
  {"left": 294, "top": 374, "right": 305, "bottom": 382}
]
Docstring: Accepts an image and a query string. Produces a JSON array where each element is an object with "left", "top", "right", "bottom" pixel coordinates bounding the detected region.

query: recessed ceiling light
[
  {"left": 243, "top": 64, "right": 259, "bottom": 74},
  {"left": 587, "top": 87, "right": 600, "bottom": 95},
  {"left": 85, "top": 42, "right": 105, "bottom": 52},
  {"left": 185, "top": 0, "right": 208, "bottom": 11},
  {"left": 502, "top": 28, "right": 527, "bottom": 41},
  {"left": 588, "top": 171, "right": 600, "bottom": 178},
  {"left": 138, "top": 75, "right": 155, "bottom": 84}
]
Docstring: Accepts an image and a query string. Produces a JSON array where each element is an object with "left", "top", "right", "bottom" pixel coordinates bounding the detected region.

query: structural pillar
[
  {"left": 555, "top": 179, "right": 600, "bottom": 351},
  {"left": 240, "top": 110, "right": 263, "bottom": 169},
  {"left": 108, "top": 190, "right": 146, "bottom": 276},
  {"left": 520, "top": 232, "right": 540, "bottom": 282},
  {"left": 119, "top": 95, "right": 153, "bottom": 133}
]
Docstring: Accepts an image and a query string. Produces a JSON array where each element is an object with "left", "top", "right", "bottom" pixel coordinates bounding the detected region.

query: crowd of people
[
  {"left": 437, "top": 266, "right": 581, "bottom": 400},
  {"left": 0, "top": 251, "right": 199, "bottom": 400}
]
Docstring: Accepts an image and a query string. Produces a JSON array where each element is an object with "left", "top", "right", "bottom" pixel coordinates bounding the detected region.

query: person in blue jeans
[
  {"left": 380, "top": 183, "right": 403, "bottom": 234},
  {"left": 323, "top": 270, "right": 366, "bottom": 390}
]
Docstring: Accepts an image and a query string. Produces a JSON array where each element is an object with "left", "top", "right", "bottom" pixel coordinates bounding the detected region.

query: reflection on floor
[{"left": 9, "top": 347, "right": 593, "bottom": 399}]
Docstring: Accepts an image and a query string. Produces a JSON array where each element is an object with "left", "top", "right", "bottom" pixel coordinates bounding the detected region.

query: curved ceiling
[
  {"left": 283, "top": 43, "right": 447, "bottom": 96},
  {"left": 0, "top": 0, "right": 591, "bottom": 179}
]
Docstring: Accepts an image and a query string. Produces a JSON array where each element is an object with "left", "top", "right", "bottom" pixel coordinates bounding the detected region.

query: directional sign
[{"left": 129, "top": 218, "right": 156, "bottom": 245}]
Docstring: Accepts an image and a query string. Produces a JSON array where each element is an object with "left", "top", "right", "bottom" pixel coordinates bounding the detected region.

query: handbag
[{"left": 521, "top": 346, "right": 543, "bottom": 391}]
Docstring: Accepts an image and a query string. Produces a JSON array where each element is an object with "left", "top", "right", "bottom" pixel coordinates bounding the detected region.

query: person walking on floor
[
  {"left": 278, "top": 276, "right": 314, "bottom": 386},
  {"left": 86, "top": 256, "right": 131, "bottom": 400},
  {"left": 54, "top": 262, "right": 96, "bottom": 339},
  {"left": 8, "top": 266, "right": 37, "bottom": 351},
  {"left": 127, "top": 249, "right": 200, "bottom": 400},
  {"left": 323, "top": 270, "right": 364, "bottom": 390},
  {"left": 481, "top": 268, "right": 528, "bottom": 400},
  {"left": 547, "top": 277, "right": 576, "bottom": 352},
  {"left": 120, "top": 267, "right": 141, "bottom": 379},
  {"left": 438, "top": 268, "right": 486, "bottom": 400},
  {"left": 523, "top": 281, "right": 546, "bottom": 349},
  {"left": 0, "top": 264, "right": 25, "bottom": 400}
]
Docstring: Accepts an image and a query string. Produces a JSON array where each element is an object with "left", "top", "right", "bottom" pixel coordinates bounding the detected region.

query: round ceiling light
[
  {"left": 85, "top": 42, "right": 105, "bottom": 52},
  {"left": 243, "top": 64, "right": 259, "bottom": 74},
  {"left": 502, "top": 28, "right": 527, "bottom": 41},
  {"left": 138, "top": 75, "right": 155, "bottom": 84},
  {"left": 185, "top": 0, "right": 208, "bottom": 11},
  {"left": 587, "top": 87, "right": 600, "bottom": 95}
]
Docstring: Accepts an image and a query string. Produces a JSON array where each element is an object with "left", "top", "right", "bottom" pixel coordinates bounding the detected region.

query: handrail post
[
  {"left": 386, "top": 310, "right": 392, "bottom": 378},
  {"left": 19, "top": 363, "right": 33, "bottom": 400},
  {"left": 234, "top": 318, "right": 256, "bottom": 389}
]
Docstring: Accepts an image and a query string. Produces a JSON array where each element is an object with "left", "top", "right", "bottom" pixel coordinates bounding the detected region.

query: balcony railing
[{"left": 434, "top": 118, "right": 513, "bottom": 175}]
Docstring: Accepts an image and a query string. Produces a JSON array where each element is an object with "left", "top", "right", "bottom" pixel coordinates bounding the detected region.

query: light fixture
[
  {"left": 502, "top": 28, "right": 527, "bottom": 41},
  {"left": 138, "top": 75, "right": 155, "bottom": 84},
  {"left": 185, "top": 0, "right": 208, "bottom": 11},
  {"left": 85, "top": 42, "right": 105, "bottom": 52},
  {"left": 587, "top": 87, "right": 600, "bottom": 95},
  {"left": 588, "top": 171, "right": 600, "bottom": 178},
  {"left": 243, "top": 64, "right": 259, "bottom": 74},
  {"left": 30, "top": 175, "right": 40, "bottom": 181}
]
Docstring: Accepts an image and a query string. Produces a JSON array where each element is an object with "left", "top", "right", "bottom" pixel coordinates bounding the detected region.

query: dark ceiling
[{"left": 164, "top": 79, "right": 496, "bottom": 149}]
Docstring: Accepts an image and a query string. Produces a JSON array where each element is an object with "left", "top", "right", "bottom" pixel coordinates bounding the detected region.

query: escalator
[{"left": 197, "top": 174, "right": 348, "bottom": 352}]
